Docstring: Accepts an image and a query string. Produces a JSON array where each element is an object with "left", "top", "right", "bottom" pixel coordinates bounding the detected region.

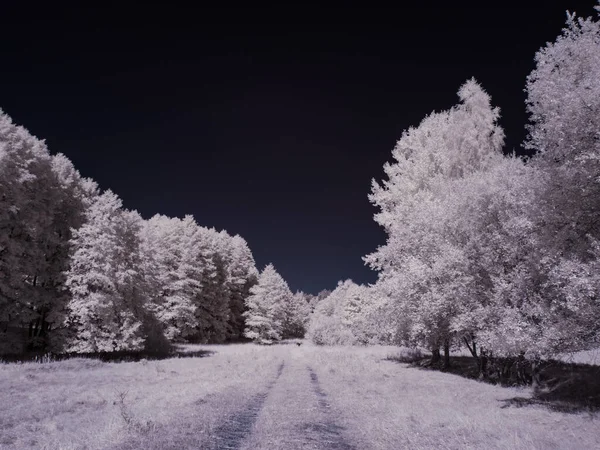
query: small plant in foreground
[{"left": 115, "top": 390, "right": 155, "bottom": 433}]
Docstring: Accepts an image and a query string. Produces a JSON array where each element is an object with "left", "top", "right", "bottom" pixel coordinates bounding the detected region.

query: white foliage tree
[
  {"left": 43, "top": 154, "right": 97, "bottom": 350},
  {"left": 307, "top": 280, "right": 352, "bottom": 346},
  {"left": 0, "top": 110, "right": 96, "bottom": 353},
  {"left": 281, "top": 291, "right": 311, "bottom": 339},
  {"left": 443, "top": 157, "right": 544, "bottom": 364},
  {"left": 366, "top": 79, "right": 505, "bottom": 362},
  {"left": 526, "top": 6, "right": 600, "bottom": 259},
  {"left": 341, "top": 282, "right": 391, "bottom": 344},
  {"left": 141, "top": 216, "right": 258, "bottom": 344},
  {"left": 141, "top": 215, "right": 201, "bottom": 341},
  {"left": 193, "top": 227, "right": 232, "bottom": 343},
  {"left": 64, "top": 191, "right": 148, "bottom": 353},
  {"left": 0, "top": 108, "right": 260, "bottom": 355},
  {"left": 520, "top": 4, "right": 600, "bottom": 355},
  {"left": 243, "top": 263, "right": 291, "bottom": 343},
  {"left": 223, "top": 235, "right": 258, "bottom": 340},
  {"left": 307, "top": 280, "right": 386, "bottom": 346}
]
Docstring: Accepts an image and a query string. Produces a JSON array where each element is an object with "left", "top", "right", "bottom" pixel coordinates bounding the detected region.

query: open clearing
[{"left": 1, "top": 344, "right": 598, "bottom": 450}]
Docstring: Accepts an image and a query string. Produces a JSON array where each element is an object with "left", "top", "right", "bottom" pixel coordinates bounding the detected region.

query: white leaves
[
  {"left": 243, "top": 263, "right": 293, "bottom": 342},
  {"left": 64, "top": 191, "right": 147, "bottom": 353},
  {"left": 140, "top": 215, "right": 258, "bottom": 343},
  {"left": 307, "top": 280, "right": 390, "bottom": 346},
  {"left": 526, "top": 11, "right": 600, "bottom": 164},
  {"left": 141, "top": 214, "right": 205, "bottom": 341},
  {"left": 0, "top": 106, "right": 261, "bottom": 354},
  {"left": 363, "top": 6, "right": 600, "bottom": 359},
  {"left": 364, "top": 79, "right": 508, "bottom": 351},
  {"left": 0, "top": 109, "right": 92, "bottom": 352}
]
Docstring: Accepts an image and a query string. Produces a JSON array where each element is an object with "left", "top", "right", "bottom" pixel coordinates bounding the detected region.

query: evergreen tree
[
  {"left": 281, "top": 291, "right": 310, "bottom": 339},
  {"left": 243, "top": 264, "right": 291, "bottom": 343},
  {"left": 141, "top": 215, "right": 200, "bottom": 341},
  {"left": 223, "top": 235, "right": 258, "bottom": 340},
  {"left": 64, "top": 191, "right": 148, "bottom": 353},
  {"left": 0, "top": 110, "right": 96, "bottom": 353}
]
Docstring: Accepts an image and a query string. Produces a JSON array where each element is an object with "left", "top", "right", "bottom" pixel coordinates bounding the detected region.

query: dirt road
[
  {"left": 4, "top": 343, "right": 598, "bottom": 449},
  {"left": 200, "top": 344, "right": 600, "bottom": 450},
  {"left": 227, "top": 356, "right": 354, "bottom": 450}
]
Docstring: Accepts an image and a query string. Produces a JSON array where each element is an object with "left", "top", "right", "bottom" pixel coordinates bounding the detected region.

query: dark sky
[{"left": 1, "top": 2, "right": 597, "bottom": 294}]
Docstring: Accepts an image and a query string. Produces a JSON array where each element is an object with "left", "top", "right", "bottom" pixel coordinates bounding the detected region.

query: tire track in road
[
  {"left": 211, "top": 361, "right": 285, "bottom": 450},
  {"left": 304, "top": 366, "right": 355, "bottom": 450}
]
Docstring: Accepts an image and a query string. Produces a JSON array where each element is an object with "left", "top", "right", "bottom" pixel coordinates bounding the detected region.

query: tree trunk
[
  {"left": 463, "top": 336, "right": 478, "bottom": 359},
  {"left": 40, "top": 311, "right": 48, "bottom": 338},
  {"left": 531, "top": 360, "right": 541, "bottom": 389},
  {"left": 479, "top": 349, "right": 488, "bottom": 379},
  {"left": 443, "top": 339, "right": 451, "bottom": 370},
  {"left": 431, "top": 346, "right": 441, "bottom": 365}
]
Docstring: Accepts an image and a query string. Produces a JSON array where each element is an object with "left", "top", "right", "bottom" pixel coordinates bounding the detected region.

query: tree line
[
  {"left": 0, "top": 110, "right": 314, "bottom": 354},
  {"left": 307, "top": 6, "right": 600, "bottom": 377}
]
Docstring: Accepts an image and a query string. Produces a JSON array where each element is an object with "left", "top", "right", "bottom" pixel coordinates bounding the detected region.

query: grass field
[{"left": 0, "top": 343, "right": 598, "bottom": 449}]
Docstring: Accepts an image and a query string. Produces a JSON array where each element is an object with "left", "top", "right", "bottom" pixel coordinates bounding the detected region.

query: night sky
[{"left": 1, "top": 2, "right": 597, "bottom": 294}]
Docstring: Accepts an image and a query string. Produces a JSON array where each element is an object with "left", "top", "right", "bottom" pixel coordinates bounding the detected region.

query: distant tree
[
  {"left": 191, "top": 227, "right": 230, "bottom": 343},
  {"left": 281, "top": 291, "right": 311, "bottom": 339},
  {"left": 243, "top": 264, "right": 292, "bottom": 343},
  {"left": 141, "top": 215, "right": 259, "bottom": 344},
  {"left": 307, "top": 280, "right": 357, "bottom": 345},
  {"left": 220, "top": 234, "right": 258, "bottom": 341},
  {"left": 141, "top": 215, "right": 201, "bottom": 341},
  {"left": 344, "top": 283, "right": 396, "bottom": 345}
]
